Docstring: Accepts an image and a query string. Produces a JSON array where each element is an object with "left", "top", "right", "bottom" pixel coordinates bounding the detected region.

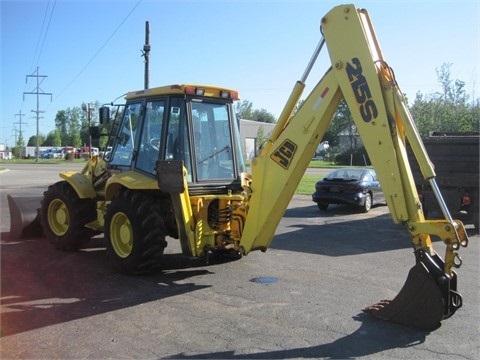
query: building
[
  {"left": 239, "top": 119, "right": 275, "bottom": 160},
  {"left": 0, "top": 144, "right": 12, "bottom": 160}
]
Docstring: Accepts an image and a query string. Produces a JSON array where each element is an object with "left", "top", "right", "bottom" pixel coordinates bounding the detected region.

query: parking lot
[{"left": 1, "top": 163, "right": 479, "bottom": 359}]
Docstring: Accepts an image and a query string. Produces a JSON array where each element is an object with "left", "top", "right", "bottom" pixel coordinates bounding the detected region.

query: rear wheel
[
  {"left": 105, "top": 189, "right": 167, "bottom": 274},
  {"left": 41, "top": 181, "right": 96, "bottom": 250},
  {"left": 317, "top": 202, "right": 329, "bottom": 210}
]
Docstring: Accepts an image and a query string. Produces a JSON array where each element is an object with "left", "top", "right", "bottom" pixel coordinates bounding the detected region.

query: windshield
[{"left": 326, "top": 168, "right": 365, "bottom": 181}]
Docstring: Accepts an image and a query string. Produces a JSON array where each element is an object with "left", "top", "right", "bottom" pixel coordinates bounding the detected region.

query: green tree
[
  {"left": 256, "top": 125, "right": 267, "bottom": 153},
  {"left": 55, "top": 110, "right": 69, "bottom": 145},
  {"left": 80, "top": 102, "right": 100, "bottom": 147},
  {"left": 12, "top": 133, "right": 26, "bottom": 158},
  {"left": 16, "top": 133, "right": 26, "bottom": 147},
  {"left": 235, "top": 100, "right": 276, "bottom": 123},
  {"left": 410, "top": 63, "right": 479, "bottom": 136},
  {"left": 68, "top": 107, "right": 82, "bottom": 147},
  {"left": 44, "top": 129, "right": 62, "bottom": 146},
  {"left": 54, "top": 107, "right": 84, "bottom": 147},
  {"left": 27, "top": 134, "right": 45, "bottom": 146},
  {"left": 251, "top": 108, "right": 276, "bottom": 123},
  {"left": 322, "top": 99, "right": 355, "bottom": 148},
  {"left": 235, "top": 100, "right": 253, "bottom": 119}
]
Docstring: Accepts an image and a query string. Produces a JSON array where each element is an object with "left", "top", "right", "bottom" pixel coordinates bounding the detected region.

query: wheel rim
[
  {"left": 110, "top": 212, "right": 133, "bottom": 258},
  {"left": 48, "top": 199, "right": 69, "bottom": 236},
  {"left": 365, "top": 195, "right": 372, "bottom": 211}
]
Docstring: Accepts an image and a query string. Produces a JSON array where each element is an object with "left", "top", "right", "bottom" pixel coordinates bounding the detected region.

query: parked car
[{"left": 312, "top": 167, "right": 384, "bottom": 212}]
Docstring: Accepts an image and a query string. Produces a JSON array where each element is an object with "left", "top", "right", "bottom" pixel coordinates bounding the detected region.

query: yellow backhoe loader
[{"left": 10, "top": 4, "right": 469, "bottom": 330}]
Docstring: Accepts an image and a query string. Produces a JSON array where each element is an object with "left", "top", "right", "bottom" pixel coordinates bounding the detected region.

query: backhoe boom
[{"left": 239, "top": 4, "right": 468, "bottom": 329}]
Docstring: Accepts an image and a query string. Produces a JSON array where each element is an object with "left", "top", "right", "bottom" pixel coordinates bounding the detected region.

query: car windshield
[{"left": 325, "top": 169, "right": 365, "bottom": 181}]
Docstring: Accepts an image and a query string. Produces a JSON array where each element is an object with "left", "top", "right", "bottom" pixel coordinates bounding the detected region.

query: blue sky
[{"left": 1, "top": 0, "right": 479, "bottom": 146}]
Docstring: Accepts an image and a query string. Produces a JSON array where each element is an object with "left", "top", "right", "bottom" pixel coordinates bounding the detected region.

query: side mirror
[
  {"left": 99, "top": 106, "right": 110, "bottom": 125},
  {"left": 89, "top": 126, "right": 101, "bottom": 139}
]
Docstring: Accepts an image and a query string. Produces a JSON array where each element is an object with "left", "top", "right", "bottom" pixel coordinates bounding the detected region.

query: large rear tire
[
  {"left": 41, "top": 181, "right": 96, "bottom": 250},
  {"left": 105, "top": 190, "right": 167, "bottom": 275}
]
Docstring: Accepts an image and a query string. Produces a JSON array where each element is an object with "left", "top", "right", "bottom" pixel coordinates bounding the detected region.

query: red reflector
[
  {"left": 185, "top": 86, "right": 196, "bottom": 95},
  {"left": 230, "top": 91, "right": 239, "bottom": 100},
  {"left": 462, "top": 196, "right": 471, "bottom": 206}
]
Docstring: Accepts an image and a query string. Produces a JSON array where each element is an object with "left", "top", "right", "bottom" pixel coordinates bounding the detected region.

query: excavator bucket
[
  {"left": 362, "top": 250, "right": 462, "bottom": 330},
  {"left": 7, "top": 194, "right": 44, "bottom": 239}
]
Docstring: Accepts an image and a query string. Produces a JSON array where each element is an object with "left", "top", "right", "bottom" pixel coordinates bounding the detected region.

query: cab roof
[{"left": 125, "top": 84, "right": 239, "bottom": 100}]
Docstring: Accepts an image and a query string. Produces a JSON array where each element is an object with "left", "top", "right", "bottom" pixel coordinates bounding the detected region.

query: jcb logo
[
  {"left": 346, "top": 57, "right": 378, "bottom": 122},
  {"left": 271, "top": 139, "right": 297, "bottom": 170}
]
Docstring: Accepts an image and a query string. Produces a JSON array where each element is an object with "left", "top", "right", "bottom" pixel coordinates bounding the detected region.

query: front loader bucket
[
  {"left": 7, "top": 194, "right": 44, "bottom": 239},
  {"left": 363, "top": 250, "right": 462, "bottom": 330}
]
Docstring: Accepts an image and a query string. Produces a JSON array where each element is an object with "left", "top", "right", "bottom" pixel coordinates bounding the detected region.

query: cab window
[
  {"left": 136, "top": 100, "right": 165, "bottom": 174},
  {"left": 109, "top": 102, "right": 142, "bottom": 167},
  {"left": 192, "top": 102, "right": 234, "bottom": 181},
  {"left": 165, "top": 97, "right": 193, "bottom": 181}
]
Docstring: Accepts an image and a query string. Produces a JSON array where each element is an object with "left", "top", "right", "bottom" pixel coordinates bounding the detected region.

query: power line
[
  {"left": 30, "top": 1, "right": 50, "bottom": 72},
  {"left": 21, "top": 0, "right": 56, "bottom": 130},
  {"left": 34, "top": 0, "right": 57, "bottom": 70},
  {"left": 54, "top": 0, "right": 142, "bottom": 101}
]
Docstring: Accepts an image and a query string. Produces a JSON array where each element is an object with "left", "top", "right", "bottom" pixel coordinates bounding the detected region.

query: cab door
[{"left": 109, "top": 102, "right": 143, "bottom": 170}]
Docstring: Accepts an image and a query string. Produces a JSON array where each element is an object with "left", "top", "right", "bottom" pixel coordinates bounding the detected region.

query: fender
[
  {"left": 59, "top": 171, "right": 96, "bottom": 199},
  {"left": 105, "top": 170, "right": 159, "bottom": 200}
]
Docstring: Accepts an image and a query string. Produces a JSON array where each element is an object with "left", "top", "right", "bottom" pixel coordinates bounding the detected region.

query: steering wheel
[{"left": 149, "top": 138, "right": 160, "bottom": 151}]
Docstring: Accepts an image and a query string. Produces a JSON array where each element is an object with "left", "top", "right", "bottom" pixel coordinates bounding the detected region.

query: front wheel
[
  {"left": 41, "top": 181, "right": 96, "bottom": 250},
  {"left": 105, "top": 190, "right": 167, "bottom": 274},
  {"left": 362, "top": 193, "right": 372, "bottom": 213}
]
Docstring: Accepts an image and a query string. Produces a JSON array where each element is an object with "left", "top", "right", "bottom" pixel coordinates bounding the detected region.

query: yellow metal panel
[
  {"left": 105, "top": 171, "right": 158, "bottom": 200},
  {"left": 59, "top": 171, "right": 96, "bottom": 199},
  {"left": 240, "top": 69, "right": 342, "bottom": 254},
  {"left": 125, "top": 84, "right": 238, "bottom": 100},
  {"left": 321, "top": 4, "right": 410, "bottom": 222}
]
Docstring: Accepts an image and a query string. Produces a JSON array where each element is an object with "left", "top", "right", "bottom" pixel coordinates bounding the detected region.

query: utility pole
[
  {"left": 85, "top": 103, "right": 95, "bottom": 155},
  {"left": 13, "top": 110, "right": 28, "bottom": 145},
  {"left": 11, "top": 128, "right": 19, "bottom": 146},
  {"left": 24, "top": 66, "right": 52, "bottom": 163},
  {"left": 142, "top": 21, "right": 150, "bottom": 90}
]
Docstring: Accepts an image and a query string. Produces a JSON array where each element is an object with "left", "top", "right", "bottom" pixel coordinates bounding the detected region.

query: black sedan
[{"left": 312, "top": 168, "right": 384, "bottom": 212}]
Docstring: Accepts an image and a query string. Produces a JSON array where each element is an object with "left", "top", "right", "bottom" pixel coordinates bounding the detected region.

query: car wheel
[
  {"left": 362, "top": 193, "right": 372, "bottom": 213},
  {"left": 317, "top": 202, "right": 329, "bottom": 210}
]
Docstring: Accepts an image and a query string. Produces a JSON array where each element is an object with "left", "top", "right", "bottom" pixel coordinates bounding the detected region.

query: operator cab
[{"left": 100, "top": 84, "right": 246, "bottom": 191}]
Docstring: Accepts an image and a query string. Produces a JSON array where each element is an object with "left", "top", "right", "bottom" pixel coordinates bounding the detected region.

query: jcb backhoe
[{"left": 33, "top": 4, "right": 468, "bottom": 330}]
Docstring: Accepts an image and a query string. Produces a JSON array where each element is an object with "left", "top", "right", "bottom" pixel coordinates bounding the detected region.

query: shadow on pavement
[
  {"left": 273, "top": 206, "right": 412, "bottom": 256},
  {"left": 0, "top": 234, "right": 212, "bottom": 337},
  {"left": 167, "top": 312, "right": 430, "bottom": 359}
]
